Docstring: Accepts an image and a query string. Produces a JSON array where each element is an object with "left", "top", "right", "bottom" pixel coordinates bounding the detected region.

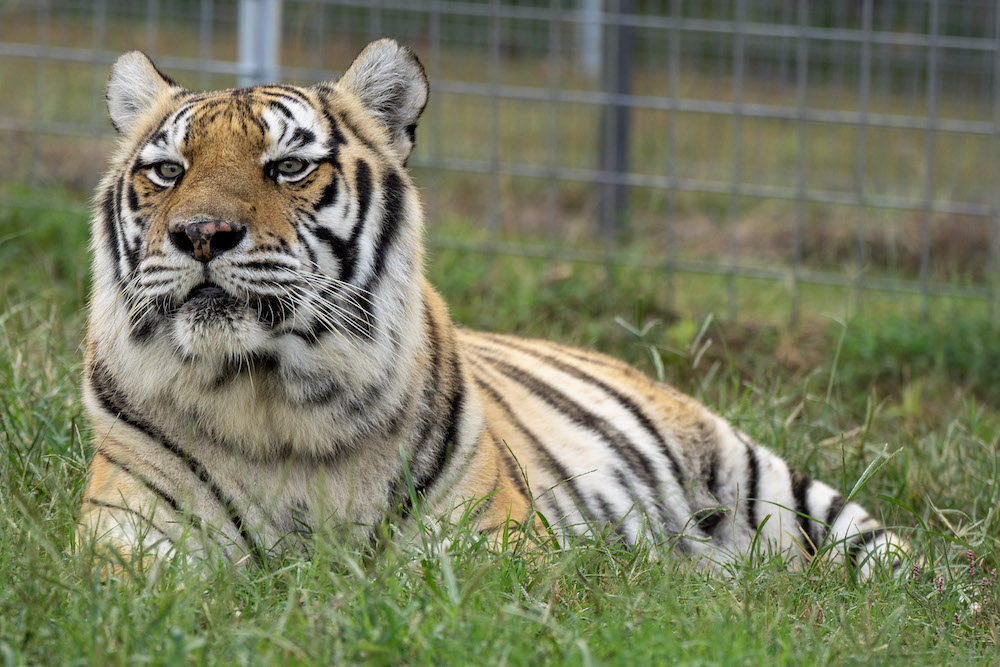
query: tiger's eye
[
  {"left": 154, "top": 162, "right": 184, "bottom": 179},
  {"left": 276, "top": 158, "right": 306, "bottom": 175}
]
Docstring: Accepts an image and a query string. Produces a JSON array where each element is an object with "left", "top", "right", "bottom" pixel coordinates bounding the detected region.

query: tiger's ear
[
  {"left": 334, "top": 39, "right": 428, "bottom": 161},
  {"left": 106, "top": 51, "right": 179, "bottom": 135}
]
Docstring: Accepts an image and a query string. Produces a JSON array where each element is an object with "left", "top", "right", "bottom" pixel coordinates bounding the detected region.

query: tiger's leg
[
  {"left": 705, "top": 417, "right": 909, "bottom": 579},
  {"left": 433, "top": 426, "right": 548, "bottom": 549},
  {"left": 77, "top": 437, "right": 193, "bottom": 568}
]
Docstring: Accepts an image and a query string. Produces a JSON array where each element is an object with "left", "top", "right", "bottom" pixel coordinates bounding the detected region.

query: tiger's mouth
[
  {"left": 173, "top": 280, "right": 291, "bottom": 329},
  {"left": 184, "top": 281, "right": 237, "bottom": 307},
  {"left": 164, "top": 279, "right": 281, "bottom": 359}
]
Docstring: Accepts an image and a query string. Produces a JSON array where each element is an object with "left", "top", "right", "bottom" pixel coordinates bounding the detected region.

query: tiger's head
[{"left": 91, "top": 40, "right": 428, "bottom": 363}]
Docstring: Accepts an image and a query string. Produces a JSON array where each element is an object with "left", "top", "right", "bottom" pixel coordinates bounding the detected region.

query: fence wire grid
[{"left": 2, "top": 0, "right": 1000, "bottom": 323}]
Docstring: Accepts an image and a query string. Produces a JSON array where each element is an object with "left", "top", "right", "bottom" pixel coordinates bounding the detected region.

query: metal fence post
[
  {"left": 854, "top": 0, "right": 873, "bottom": 315},
  {"left": 726, "top": 0, "right": 746, "bottom": 320},
  {"left": 238, "top": 0, "right": 281, "bottom": 87},
  {"left": 599, "top": 0, "right": 634, "bottom": 244},
  {"left": 664, "top": 0, "right": 681, "bottom": 312},
  {"left": 992, "top": 4, "right": 1000, "bottom": 328},
  {"left": 578, "top": 0, "right": 602, "bottom": 79},
  {"left": 790, "top": 0, "right": 808, "bottom": 327},
  {"left": 919, "top": 0, "right": 940, "bottom": 320}
]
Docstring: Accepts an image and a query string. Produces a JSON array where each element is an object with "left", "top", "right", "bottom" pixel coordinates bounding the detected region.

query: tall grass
[{"left": 1, "top": 192, "right": 999, "bottom": 663}]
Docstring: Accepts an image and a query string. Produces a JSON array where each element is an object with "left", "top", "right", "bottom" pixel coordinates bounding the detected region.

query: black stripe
[
  {"left": 83, "top": 498, "right": 174, "bottom": 541},
  {"left": 95, "top": 449, "right": 184, "bottom": 520},
  {"left": 268, "top": 100, "right": 293, "bottom": 119},
  {"left": 113, "top": 175, "right": 127, "bottom": 250},
  {"left": 210, "top": 353, "right": 280, "bottom": 391},
  {"left": 302, "top": 218, "right": 380, "bottom": 344},
  {"left": 335, "top": 110, "right": 378, "bottom": 153},
  {"left": 147, "top": 129, "right": 168, "bottom": 146},
  {"left": 404, "top": 297, "right": 444, "bottom": 473},
  {"left": 315, "top": 172, "right": 339, "bottom": 210},
  {"left": 743, "top": 439, "right": 760, "bottom": 531},
  {"left": 706, "top": 447, "right": 719, "bottom": 497},
  {"left": 417, "top": 352, "right": 464, "bottom": 496},
  {"left": 476, "top": 336, "right": 686, "bottom": 487},
  {"left": 127, "top": 183, "right": 139, "bottom": 213},
  {"left": 290, "top": 127, "right": 316, "bottom": 148},
  {"left": 171, "top": 103, "right": 198, "bottom": 129},
  {"left": 362, "top": 170, "right": 405, "bottom": 293},
  {"left": 320, "top": 105, "right": 348, "bottom": 150},
  {"left": 101, "top": 181, "right": 122, "bottom": 284},
  {"left": 381, "top": 303, "right": 442, "bottom": 510},
  {"left": 120, "top": 178, "right": 140, "bottom": 275},
  {"left": 341, "top": 159, "right": 373, "bottom": 283},
  {"left": 691, "top": 507, "right": 724, "bottom": 534},
  {"left": 790, "top": 470, "right": 816, "bottom": 556},
  {"left": 331, "top": 291, "right": 375, "bottom": 342},
  {"left": 471, "top": 374, "right": 607, "bottom": 525},
  {"left": 245, "top": 110, "right": 270, "bottom": 140},
  {"left": 398, "top": 341, "right": 465, "bottom": 519},
  {"left": 268, "top": 85, "right": 313, "bottom": 105},
  {"left": 125, "top": 234, "right": 142, "bottom": 275},
  {"left": 89, "top": 362, "right": 264, "bottom": 564},
  {"left": 313, "top": 159, "right": 373, "bottom": 284},
  {"left": 846, "top": 528, "right": 886, "bottom": 566},
  {"left": 475, "top": 353, "right": 664, "bottom": 503},
  {"left": 825, "top": 494, "right": 847, "bottom": 529},
  {"left": 128, "top": 316, "right": 157, "bottom": 344},
  {"left": 139, "top": 263, "right": 174, "bottom": 274},
  {"left": 231, "top": 260, "right": 297, "bottom": 273}
]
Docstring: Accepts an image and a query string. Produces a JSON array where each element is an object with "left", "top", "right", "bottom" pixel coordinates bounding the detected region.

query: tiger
[{"left": 78, "top": 39, "right": 909, "bottom": 579}]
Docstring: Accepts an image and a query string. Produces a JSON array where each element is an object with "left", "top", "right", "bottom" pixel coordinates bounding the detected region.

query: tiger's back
[
  {"left": 456, "top": 326, "right": 900, "bottom": 572},
  {"left": 78, "top": 39, "right": 908, "bottom": 579}
]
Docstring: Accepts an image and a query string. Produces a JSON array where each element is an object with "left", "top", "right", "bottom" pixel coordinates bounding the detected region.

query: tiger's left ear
[{"left": 332, "top": 39, "right": 429, "bottom": 161}]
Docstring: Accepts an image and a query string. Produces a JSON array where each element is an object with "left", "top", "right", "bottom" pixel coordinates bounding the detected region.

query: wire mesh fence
[{"left": 2, "top": 0, "right": 999, "bottom": 323}]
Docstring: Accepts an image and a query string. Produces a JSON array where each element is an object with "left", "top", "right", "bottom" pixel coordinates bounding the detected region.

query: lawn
[
  {"left": 1, "top": 189, "right": 999, "bottom": 664},
  {"left": 2, "top": 4, "right": 1000, "bottom": 662}
]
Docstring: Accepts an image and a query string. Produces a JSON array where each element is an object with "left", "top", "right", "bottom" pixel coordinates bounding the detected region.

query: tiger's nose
[{"left": 167, "top": 219, "right": 247, "bottom": 263}]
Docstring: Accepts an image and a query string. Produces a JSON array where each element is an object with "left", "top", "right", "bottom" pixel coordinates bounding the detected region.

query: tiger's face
[
  {"left": 127, "top": 86, "right": 339, "bottom": 359},
  {"left": 96, "top": 41, "right": 428, "bottom": 361}
]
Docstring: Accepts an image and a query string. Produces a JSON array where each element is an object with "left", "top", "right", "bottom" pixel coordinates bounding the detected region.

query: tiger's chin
[{"left": 168, "top": 286, "right": 271, "bottom": 360}]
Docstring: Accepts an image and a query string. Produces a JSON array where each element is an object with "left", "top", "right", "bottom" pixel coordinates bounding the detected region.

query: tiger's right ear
[
  {"left": 333, "top": 39, "right": 429, "bottom": 162},
  {"left": 106, "top": 51, "right": 179, "bottom": 134}
]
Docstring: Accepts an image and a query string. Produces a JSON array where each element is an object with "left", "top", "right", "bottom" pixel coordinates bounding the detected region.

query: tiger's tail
[{"left": 698, "top": 418, "right": 910, "bottom": 579}]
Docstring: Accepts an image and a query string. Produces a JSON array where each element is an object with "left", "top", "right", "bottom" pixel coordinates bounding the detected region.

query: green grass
[{"left": 2, "top": 191, "right": 1000, "bottom": 664}]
